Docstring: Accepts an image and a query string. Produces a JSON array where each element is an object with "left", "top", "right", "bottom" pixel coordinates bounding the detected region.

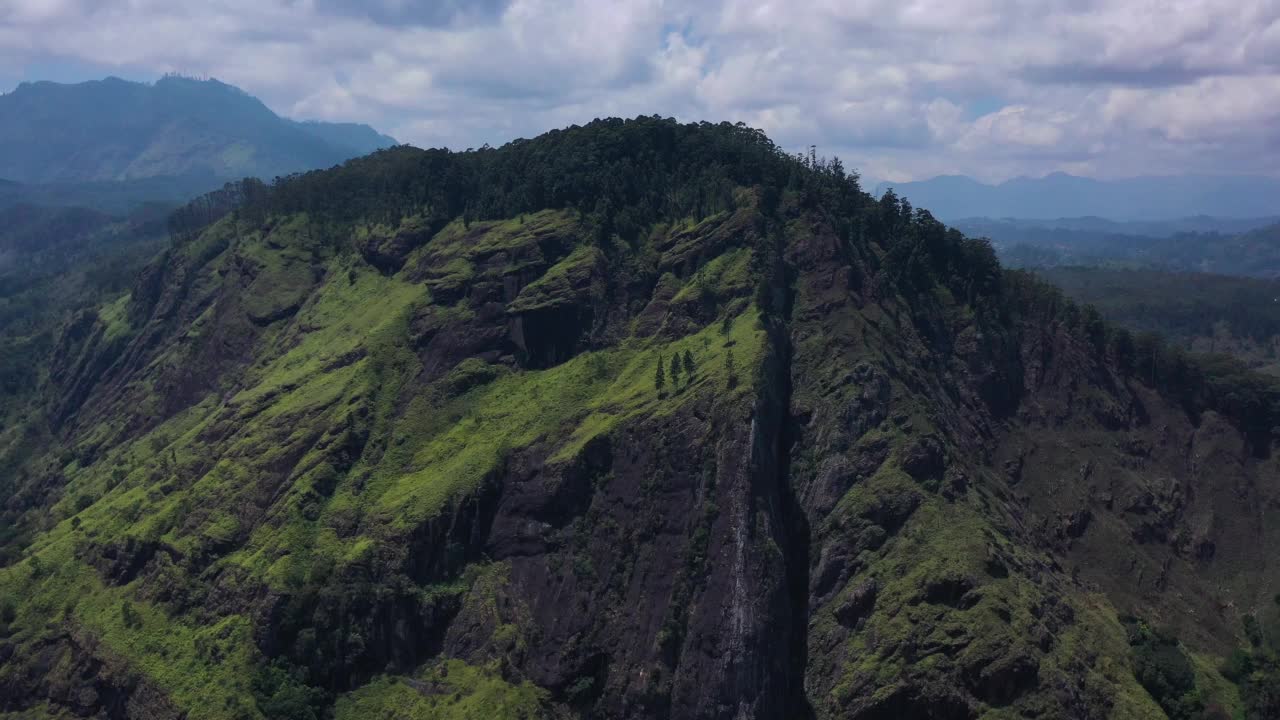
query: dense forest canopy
[
  {"left": 1037, "top": 267, "right": 1280, "bottom": 370},
  {"left": 166, "top": 116, "right": 1280, "bottom": 439},
  {"left": 174, "top": 117, "right": 1004, "bottom": 313},
  {"left": 999, "top": 221, "right": 1280, "bottom": 279}
]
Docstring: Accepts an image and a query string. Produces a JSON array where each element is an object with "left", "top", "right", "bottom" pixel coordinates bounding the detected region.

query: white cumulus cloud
[{"left": 1, "top": 0, "right": 1279, "bottom": 181}]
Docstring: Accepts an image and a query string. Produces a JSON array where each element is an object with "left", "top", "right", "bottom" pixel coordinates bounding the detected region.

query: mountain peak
[{"left": 0, "top": 76, "right": 396, "bottom": 184}]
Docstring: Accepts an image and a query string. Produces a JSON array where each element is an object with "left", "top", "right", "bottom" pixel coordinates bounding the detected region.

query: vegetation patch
[{"left": 334, "top": 659, "right": 549, "bottom": 720}]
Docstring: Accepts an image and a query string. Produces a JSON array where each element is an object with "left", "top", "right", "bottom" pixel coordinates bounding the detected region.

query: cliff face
[
  {"left": 0, "top": 119, "right": 1277, "bottom": 719},
  {"left": 785, "top": 209, "right": 1280, "bottom": 719}
]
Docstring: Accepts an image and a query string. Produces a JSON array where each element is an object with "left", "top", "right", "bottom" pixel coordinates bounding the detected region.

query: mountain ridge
[
  {"left": 876, "top": 173, "right": 1280, "bottom": 221},
  {"left": 0, "top": 75, "right": 397, "bottom": 185},
  {"left": 953, "top": 215, "right": 1280, "bottom": 238}
]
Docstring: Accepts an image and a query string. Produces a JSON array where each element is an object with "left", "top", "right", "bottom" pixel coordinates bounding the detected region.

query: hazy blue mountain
[
  {"left": 290, "top": 120, "right": 397, "bottom": 155},
  {"left": 0, "top": 174, "right": 227, "bottom": 214},
  {"left": 953, "top": 215, "right": 1280, "bottom": 239},
  {"left": 952, "top": 216, "right": 1280, "bottom": 263},
  {"left": 0, "top": 75, "right": 397, "bottom": 184},
  {"left": 876, "top": 172, "right": 1280, "bottom": 220}
]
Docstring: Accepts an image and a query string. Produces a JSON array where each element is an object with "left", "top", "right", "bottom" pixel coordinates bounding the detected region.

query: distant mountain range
[
  {"left": 0, "top": 75, "right": 396, "bottom": 185},
  {"left": 953, "top": 215, "right": 1280, "bottom": 239},
  {"left": 952, "top": 215, "right": 1280, "bottom": 261},
  {"left": 875, "top": 172, "right": 1280, "bottom": 221}
]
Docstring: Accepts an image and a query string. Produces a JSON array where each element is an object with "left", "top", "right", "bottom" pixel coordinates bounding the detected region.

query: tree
[
  {"left": 1135, "top": 332, "right": 1161, "bottom": 385},
  {"left": 253, "top": 660, "right": 324, "bottom": 720},
  {"left": 725, "top": 349, "right": 738, "bottom": 388},
  {"left": 587, "top": 352, "right": 608, "bottom": 379},
  {"left": 121, "top": 600, "right": 142, "bottom": 629},
  {"left": 670, "top": 354, "right": 682, "bottom": 385},
  {"left": 1111, "top": 328, "right": 1136, "bottom": 373},
  {"left": 655, "top": 355, "right": 666, "bottom": 393},
  {"left": 1083, "top": 305, "right": 1107, "bottom": 353},
  {"left": 682, "top": 349, "right": 695, "bottom": 378}
]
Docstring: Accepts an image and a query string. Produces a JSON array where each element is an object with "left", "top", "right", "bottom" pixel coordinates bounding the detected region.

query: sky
[{"left": 2, "top": 0, "right": 1279, "bottom": 184}]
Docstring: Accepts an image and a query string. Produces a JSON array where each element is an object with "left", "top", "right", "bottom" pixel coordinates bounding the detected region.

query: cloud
[{"left": 2, "top": 0, "right": 1280, "bottom": 181}]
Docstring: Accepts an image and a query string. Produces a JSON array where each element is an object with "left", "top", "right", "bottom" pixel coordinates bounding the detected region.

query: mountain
[
  {"left": 876, "top": 172, "right": 1280, "bottom": 221},
  {"left": 2, "top": 117, "right": 1280, "bottom": 720},
  {"left": 0, "top": 76, "right": 397, "bottom": 184},
  {"left": 290, "top": 120, "right": 398, "bottom": 154}
]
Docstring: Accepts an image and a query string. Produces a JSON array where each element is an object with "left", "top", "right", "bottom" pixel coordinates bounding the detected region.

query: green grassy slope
[{"left": 0, "top": 180, "right": 768, "bottom": 717}]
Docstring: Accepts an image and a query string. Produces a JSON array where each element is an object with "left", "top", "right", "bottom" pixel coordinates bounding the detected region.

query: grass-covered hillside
[{"left": 2, "top": 118, "right": 1279, "bottom": 719}]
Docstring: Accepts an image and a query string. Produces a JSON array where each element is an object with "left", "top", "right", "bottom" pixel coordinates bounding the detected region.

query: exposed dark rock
[
  {"left": 84, "top": 537, "right": 166, "bottom": 586},
  {"left": 942, "top": 467, "right": 968, "bottom": 499},
  {"left": 358, "top": 217, "right": 437, "bottom": 274},
  {"left": 833, "top": 579, "right": 879, "bottom": 628},
  {"left": 841, "top": 362, "right": 891, "bottom": 438},
  {"left": 847, "top": 682, "right": 975, "bottom": 720},
  {"left": 984, "top": 546, "right": 1010, "bottom": 579},
  {"left": 1060, "top": 508, "right": 1092, "bottom": 540},
  {"left": 921, "top": 575, "right": 979, "bottom": 609},
  {"left": 808, "top": 441, "right": 891, "bottom": 518},
  {"left": 963, "top": 649, "right": 1040, "bottom": 706},
  {"left": 901, "top": 435, "right": 945, "bottom": 482},
  {"left": 1003, "top": 455, "right": 1024, "bottom": 485},
  {"left": 0, "top": 633, "right": 182, "bottom": 720}
]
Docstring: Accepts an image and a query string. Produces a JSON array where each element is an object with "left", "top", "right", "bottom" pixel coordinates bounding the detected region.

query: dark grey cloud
[
  {"left": 312, "top": 0, "right": 511, "bottom": 28},
  {"left": 2, "top": 0, "right": 1279, "bottom": 182},
  {"left": 1021, "top": 62, "right": 1225, "bottom": 88}
]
